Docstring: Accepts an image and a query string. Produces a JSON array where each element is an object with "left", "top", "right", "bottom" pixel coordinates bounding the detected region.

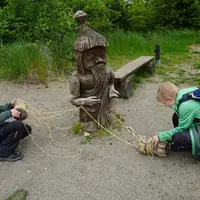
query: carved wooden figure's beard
[{"left": 79, "top": 47, "right": 113, "bottom": 128}]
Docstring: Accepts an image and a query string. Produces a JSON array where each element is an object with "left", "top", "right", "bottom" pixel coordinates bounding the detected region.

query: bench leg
[
  {"left": 119, "top": 76, "right": 133, "bottom": 99},
  {"left": 145, "top": 61, "right": 155, "bottom": 74}
]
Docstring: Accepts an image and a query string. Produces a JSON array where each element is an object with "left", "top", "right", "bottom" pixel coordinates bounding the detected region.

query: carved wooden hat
[{"left": 73, "top": 10, "right": 109, "bottom": 52}]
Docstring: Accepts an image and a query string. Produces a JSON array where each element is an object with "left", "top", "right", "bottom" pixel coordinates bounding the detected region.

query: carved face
[{"left": 82, "top": 47, "right": 107, "bottom": 71}]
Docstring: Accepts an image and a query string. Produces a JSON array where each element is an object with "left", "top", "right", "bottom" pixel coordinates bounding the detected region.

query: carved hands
[
  {"left": 70, "top": 96, "right": 101, "bottom": 106},
  {"left": 109, "top": 84, "right": 119, "bottom": 98}
]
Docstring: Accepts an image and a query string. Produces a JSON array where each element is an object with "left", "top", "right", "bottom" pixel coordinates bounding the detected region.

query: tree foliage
[
  {"left": 1, "top": 0, "right": 200, "bottom": 43},
  {"left": 151, "top": 0, "right": 200, "bottom": 29},
  {"left": 0, "top": 0, "right": 200, "bottom": 72}
]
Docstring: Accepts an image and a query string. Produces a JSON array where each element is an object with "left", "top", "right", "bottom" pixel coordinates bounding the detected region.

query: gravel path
[{"left": 0, "top": 77, "right": 199, "bottom": 200}]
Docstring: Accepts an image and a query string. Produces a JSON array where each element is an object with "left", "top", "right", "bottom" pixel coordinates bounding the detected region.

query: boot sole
[{"left": 0, "top": 154, "right": 23, "bottom": 162}]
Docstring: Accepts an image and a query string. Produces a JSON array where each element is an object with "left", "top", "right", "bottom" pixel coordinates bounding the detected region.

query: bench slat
[{"left": 115, "top": 56, "right": 154, "bottom": 80}]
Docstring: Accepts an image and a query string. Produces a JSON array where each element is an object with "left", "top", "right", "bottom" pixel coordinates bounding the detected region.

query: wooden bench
[{"left": 114, "top": 56, "right": 155, "bottom": 99}]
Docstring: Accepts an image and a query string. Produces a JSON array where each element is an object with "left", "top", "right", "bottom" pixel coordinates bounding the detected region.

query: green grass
[
  {"left": 0, "top": 42, "right": 52, "bottom": 83},
  {"left": 193, "top": 63, "right": 200, "bottom": 69},
  {"left": 106, "top": 29, "right": 198, "bottom": 70},
  {"left": 0, "top": 29, "right": 199, "bottom": 83},
  {"left": 105, "top": 29, "right": 200, "bottom": 87},
  {"left": 155, "top": 53, "right": 200, "bottom": 86}
]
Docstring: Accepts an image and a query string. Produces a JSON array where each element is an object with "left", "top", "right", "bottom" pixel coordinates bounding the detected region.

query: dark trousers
[
  {"left": 171, "top": 113, "right": 192, "bottom": 152},
  {"left": 0, "top": 121, "right": 31, "bottom": 157}
]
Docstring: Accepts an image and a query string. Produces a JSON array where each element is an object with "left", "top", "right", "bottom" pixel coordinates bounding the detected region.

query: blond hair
[{"left": 156, "top": 82, "right": 179, "bottom": 102}]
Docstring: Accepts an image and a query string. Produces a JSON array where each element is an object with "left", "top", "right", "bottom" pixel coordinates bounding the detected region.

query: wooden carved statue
[{"left": 69, "top": 10, "right": 118, "bottom": 132}]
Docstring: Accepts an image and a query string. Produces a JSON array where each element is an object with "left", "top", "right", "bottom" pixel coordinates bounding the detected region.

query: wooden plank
[{"left": 115, "top": 56, "right": 154, "bottom": 81}]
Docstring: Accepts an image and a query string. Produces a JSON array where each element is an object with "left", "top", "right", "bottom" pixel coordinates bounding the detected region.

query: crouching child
[
  {"left": 0, "top": 99, "right": 32, "bottom": 161},
  {"left": 153, "top": 82, "right": 200, "bottom": 160}
]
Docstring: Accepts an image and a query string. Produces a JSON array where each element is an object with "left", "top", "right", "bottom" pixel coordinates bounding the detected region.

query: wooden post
[{"left": 154, "top": 44, "right": 160, "bottom": 64}]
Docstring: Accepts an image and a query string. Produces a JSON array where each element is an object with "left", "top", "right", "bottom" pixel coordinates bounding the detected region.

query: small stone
[{"left": 84, "top": 132, "right": 90, "bottom": 137}]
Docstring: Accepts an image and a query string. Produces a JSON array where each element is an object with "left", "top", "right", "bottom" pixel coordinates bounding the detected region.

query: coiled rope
[
  {"left": 16, "top": 101, "right": 83, "bottom": 159},
  {"left": 17, "top": 100, "right": 154, "bottom": 159},
  {"left": 80, "top": 106, "right": 154, "bottom": 158}
]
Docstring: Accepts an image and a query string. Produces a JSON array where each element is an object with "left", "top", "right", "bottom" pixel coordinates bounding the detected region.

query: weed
[
  {"left": 111, "top": 112, "right": 125, "bottom": 131},
  {"left": 6, "top": 189, "right": 28, "bottom": 200},
  {"left": 114, "top": 113, "right": 125, "bottom": 122},
  {"left": 81, "top": 135, "right": 94, "bottom": 144},
  {"left": 191, "top": 51, "right": 200, "bottom": 54},
  {"left": 193, "top": 63, "right": 200, "bottom": 69},
  {"left": 72, "top": 122, "right": 82, "bottom": 135},
  {"left": 97, "top": 128, "right": 111, "bottom": 136}
]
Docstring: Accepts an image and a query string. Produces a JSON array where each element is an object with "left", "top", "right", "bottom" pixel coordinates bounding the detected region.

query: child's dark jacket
[{"left": 0, "top": 103, "right": 13, "bottom": 124}]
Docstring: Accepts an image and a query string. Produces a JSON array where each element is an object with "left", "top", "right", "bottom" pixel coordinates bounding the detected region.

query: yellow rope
[
  {"left": 114, "top": 117, "right": 138, "bottom": 140},
  {"left": 146, "top": 138, "right": 154, "bottom": 158},
  {"left": 20, "top": 102, "right": 154, "bottom": 159},
  {"left": 23, "top": 104, "right": 83, "bottom": 159},
  {"left": 113, "top": 112, "right": 154, "bottom": 158},
  {"left": 15, "top": 101, "right": 28, "bottom": 111},
  {"left": 28, "top": 105, "right": 79, "bottom": 120},
  {"left": 24, "top": 124, "right": 82, "bottom": 159},
  {"left": 80, "top": 105, "right": 154, "bottom": 158}
]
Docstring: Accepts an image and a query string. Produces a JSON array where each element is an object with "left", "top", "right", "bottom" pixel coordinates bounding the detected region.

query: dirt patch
[
  {"left": 155, "top": 44, "right": 200, "bottom": 86},
  {"left": 190, "top": 44, "right": 200, "bottom": 53}
]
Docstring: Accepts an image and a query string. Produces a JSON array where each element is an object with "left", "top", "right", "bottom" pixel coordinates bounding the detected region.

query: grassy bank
[
  {"left": 0, "top": 42, "right": 53, "bottom": 84},
  {"left": 106, "top": 29, "right": 199, "bottom": 70},
  {"left": 0, "top": 29, "right": 199, "bottom": 83}
]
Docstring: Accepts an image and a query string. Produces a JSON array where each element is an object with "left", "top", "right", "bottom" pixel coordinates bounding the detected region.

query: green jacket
[
  {"left": 0, "top": 102, "right": 13, "bottom": 124},
  {"left": 158, "top": 87, "right": 200, "bottom": 158}
]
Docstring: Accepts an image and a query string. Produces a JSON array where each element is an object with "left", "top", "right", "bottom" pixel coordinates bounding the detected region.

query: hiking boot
[
  {"left": 137, "top": 136, "right": 169, "bottom": 157},
  {"left": 0, "top": 151, "right": 23, "bottom": 162},
  {"left": 152, "top": 142, "right": 169, "bottom": 157}
]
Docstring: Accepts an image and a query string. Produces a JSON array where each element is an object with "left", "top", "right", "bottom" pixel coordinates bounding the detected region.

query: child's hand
[
  {"left": 11, "top": 109, "right": 21, "bottom": 118},
  {"left": 153, "top": 133, "right": 159, "bottom": 147},
  {"left": 11, "top": 99, "right": 17, "bottom": 107}
]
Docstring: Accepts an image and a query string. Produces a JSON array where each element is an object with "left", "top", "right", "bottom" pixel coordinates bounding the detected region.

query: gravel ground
[{"left": 0, "top": 77, "right": 200, "bottom": 200}]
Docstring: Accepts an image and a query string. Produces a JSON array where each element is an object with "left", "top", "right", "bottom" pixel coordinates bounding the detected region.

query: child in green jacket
[
  {"left": 0, "top": 99, "right": 32, "bottom": 162},
  {"left": 153, "top": 82, "right": 200, "bottom": 159}
]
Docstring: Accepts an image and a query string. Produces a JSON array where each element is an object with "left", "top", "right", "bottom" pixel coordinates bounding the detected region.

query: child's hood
[{"left": 173, "top": 87, "right": 199, "bottom": 110}]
